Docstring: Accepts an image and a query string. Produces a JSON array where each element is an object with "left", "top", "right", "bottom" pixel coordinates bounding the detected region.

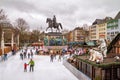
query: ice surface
[{"left": 0, "top": 49, "right": 79, "bottom": 80}]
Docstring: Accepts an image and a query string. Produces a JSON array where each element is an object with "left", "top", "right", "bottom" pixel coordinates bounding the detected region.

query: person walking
[
  {"left": 20, "top": 53, "right": 23, "bottom": 60},
  {"left": 28, "top": 59, "right": 35, "bottom": 72},
  {"left": 12, "top": 49, "right": 15, "bottom": 55},
  {"left": 30, "top": 51, "right": 33, "bottom": 58},
  {"left": 53, "top": 51, "right": 56, "bottom": 60},
  {"left": 50, "top": 50, "right": 54, "bottom": 62},
  {"left": 50, "top": 53, "right": 54, "bottom": 62},
  {"left": 23, "top": 52, "right": 27, "bottom": 59},
  {"left": 4, "top": 53, "right": 7, "bottom": 61},
  {"left": 58, "top": 53, "right": 62, "bottom": 61},
  {"left": 28, "top": 53, "right": 30, "bottom": 59}
]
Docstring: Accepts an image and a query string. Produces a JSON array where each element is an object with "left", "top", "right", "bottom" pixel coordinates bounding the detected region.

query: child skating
[{"left": 24, "top": 63, "right": 28, "bottom": 72}]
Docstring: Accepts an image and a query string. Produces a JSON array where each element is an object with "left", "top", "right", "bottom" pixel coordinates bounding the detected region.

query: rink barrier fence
[{"left": 63, "top": 60, "right": 91, "bottom": 80}]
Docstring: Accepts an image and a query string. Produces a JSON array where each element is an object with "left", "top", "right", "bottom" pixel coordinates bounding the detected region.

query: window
[
  {"left": 111, "top": 27, "right": 114, "bottom": 30},
  {"left": 111, "top": 32, "right": 114, "bottom": 35},
  {"left": 115, "top": 31, "right": 119, "bottom": 34},
  {"left": 115, "top": 27, "right": 118, "bottom": 29}
]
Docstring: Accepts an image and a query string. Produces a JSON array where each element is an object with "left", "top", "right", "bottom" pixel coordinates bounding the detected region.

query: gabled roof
[
  {"left": 107, "top": 33, "right": 120, "bottom": 54},
  {"left": 114, "top": 11, "right": 120, "bottom": 19},
  {"left": 104, "top": 17, "right": 113, "bottom": 21},
  {"left": 0, "top": 20, "right": 13, "bottom": 29},
  {"left": 92, "top": 17, "right": 113, "bottom": 25},
  {"left": 74, "top": 27, "right": 83, "bottom": 30},
  {"left": 92, "top": 19, "right": 103, "bottom": 25}
]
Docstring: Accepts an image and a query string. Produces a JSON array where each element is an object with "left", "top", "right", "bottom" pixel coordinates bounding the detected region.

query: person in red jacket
[{"left": 24, "top": 63, "right": 28, "bottom": 72}]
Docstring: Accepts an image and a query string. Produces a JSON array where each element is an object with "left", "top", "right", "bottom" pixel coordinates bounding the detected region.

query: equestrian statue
[{"left": 46, "top": 15, "right": 63, "bottom": 32}]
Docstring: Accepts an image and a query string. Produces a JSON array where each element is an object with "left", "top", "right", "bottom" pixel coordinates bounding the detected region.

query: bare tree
[
  {"left": 30, "top": 29, "right": 41, "bottom": 43},
  {"left": 0, "top": 9, "right": 7, "bottom": 20},
  {"left": 15, "top": 18, "right": 29, "bottom": 32},
  {"left": 15, "top": 18, "right": 29, "bottom": 46},
  {"left": 0, "top": 9, "right": 7, "bottom": 46}
]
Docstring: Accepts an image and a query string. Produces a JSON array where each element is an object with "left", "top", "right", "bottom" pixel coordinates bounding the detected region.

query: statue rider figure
[
  {"left": 53, "top": 15, "right": 57, "bottom": 27},
  {"left": 46, "top": 15, "right": 62, "bottom": 32}
]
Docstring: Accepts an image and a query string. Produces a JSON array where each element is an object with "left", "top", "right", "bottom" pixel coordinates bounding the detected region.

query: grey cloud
[
  {"left": 0, "top": 0, "right": 120, "bottom": 30},
  {"left": 0, "top": 0, "right": 43, "bottom": 15}
]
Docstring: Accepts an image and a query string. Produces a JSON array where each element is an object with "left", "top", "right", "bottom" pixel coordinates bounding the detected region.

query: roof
[
  {"left": 92, "top": 19, "right": 103, "bottom": 25},
  {"left": 76, "top": 56, "right": 120, "bottom": 68},
  {"left": 68, "top": 41, "right": 97, "bottom": 47},
  {"left": 0, "top": 20, "right": 13, "bottom": 30},
  {"left": 74, "top": 27, "right": 83, "bottom": 30},
  {"left": 92, "top": 17, "right": 112, "bottom": 25},
  {"left": 107, "top": 33, "right": 120, "bottom": 54},
  {"left": 114, "top": 11, "right": 120, "bottom": 19},
  {"left": 86, "top": 41, "right": 96, "bottom": 46}
]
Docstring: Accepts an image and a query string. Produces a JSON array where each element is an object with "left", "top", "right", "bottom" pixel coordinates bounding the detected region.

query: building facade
[
  {"left": 107, "top": 19, "right": 119, "bottom": 41},
  {"left": 98, "top": 23, "right": 107, "bottom": 39},
  {"left": 107, "top": 12, "right": 120, "bottom": 41},
  {"left": 69, "top": 31, "right": 74, "bottom": 42},
  {"left": 73, "top": 27, "right": 84, "bottom": 42},
  {"left": 90, "top": 24, "right": 99, "bottom": 40},
  {"left": 67, "top": 27, "right": 89, "bottom": 43},
  {"left": 90, "top": 17, "right": 112, "bottom": 41}
]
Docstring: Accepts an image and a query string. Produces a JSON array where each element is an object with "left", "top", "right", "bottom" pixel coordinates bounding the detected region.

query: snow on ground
[{"left": 0, "top": 49, "right": 79, "bottom": 80}]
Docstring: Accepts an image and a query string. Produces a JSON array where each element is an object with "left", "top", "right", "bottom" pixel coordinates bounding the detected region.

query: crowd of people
[
  {"left": 1, "top": 49, "right": 16, "bottom": 61},
  {"left": 20, "top": 48, "right": 33, "bottom": 60},
  {"left": 1, "top": 46, "right": 88, "bottom": 72},
  {"left": 50, "top": 52, "right": 63, "bottom": 62},
  {"left": 20, "top": 47, "right": 35, "bottom": 72},
  {"left": 50, "top": 50, "right": 63, "bottom": 62},
  {"left": 49, "top": 49, "right": 70, "bottom": 62}
]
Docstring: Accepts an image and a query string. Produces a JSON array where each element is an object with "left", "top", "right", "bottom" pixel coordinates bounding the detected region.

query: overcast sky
[{"left": 0, "top": 0, "right": 120, "bottom": 31}]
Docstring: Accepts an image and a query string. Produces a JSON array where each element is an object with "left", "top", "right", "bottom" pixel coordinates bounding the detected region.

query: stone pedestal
[{"left": 45, "top": 32, "right": 63, "bottom": 46}]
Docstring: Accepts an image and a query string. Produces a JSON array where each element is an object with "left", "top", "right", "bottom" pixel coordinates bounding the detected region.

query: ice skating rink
[{"left": 0, "top": 50, "right": 79, "bottom": 80}]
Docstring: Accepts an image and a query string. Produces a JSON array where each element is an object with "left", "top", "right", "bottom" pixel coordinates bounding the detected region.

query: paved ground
[{"left": 0, "top": 49, "right": 79, "bottom": 80}]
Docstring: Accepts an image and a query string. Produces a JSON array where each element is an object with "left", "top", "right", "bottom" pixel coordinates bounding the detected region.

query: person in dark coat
[
  {"left": 20, "top": 53, "right": 23, "bottom": 60},
  {"left": 4, "top": 53, "right": 7, "bottom": 61},
  {"left": 58, "top": 53, "right": 62, "bottom": 61},
  {"left": 28, "top": 53, "right": 30, "bottom": 59},
  {"left": 23, "top": 52, "right": 27, "bottom": 59},
  {"left": 50, "top": 54, "right": 54, "bottom": 62}
]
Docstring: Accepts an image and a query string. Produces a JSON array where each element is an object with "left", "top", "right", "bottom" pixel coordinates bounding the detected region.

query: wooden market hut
[
  {"left": 0, "top": 20, "right": 19, "bottom": 55},
  {"left": 66, "top": 33, "right": 120, "bottom": 80}
]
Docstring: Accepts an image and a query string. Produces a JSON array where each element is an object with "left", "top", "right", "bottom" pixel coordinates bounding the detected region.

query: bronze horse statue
[{"left": 46, "top": 16, "right": 62, "bottom": 32}]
